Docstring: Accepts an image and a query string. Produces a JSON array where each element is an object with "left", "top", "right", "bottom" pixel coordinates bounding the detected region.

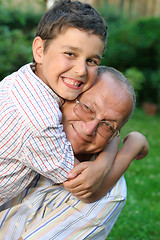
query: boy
[{"left": 0, "top": 0, "right": 107, "bottom": 205}]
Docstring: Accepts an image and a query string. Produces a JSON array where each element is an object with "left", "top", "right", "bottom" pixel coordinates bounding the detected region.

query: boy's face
[{"left": 32, "top": 28, "right": 104, "bottom": 100}]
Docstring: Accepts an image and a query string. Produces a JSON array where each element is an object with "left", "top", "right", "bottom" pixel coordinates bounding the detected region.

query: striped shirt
[
  {"left": 0, "top": 174, "right": 127, "bottom": 240},
  {"left": 0, "top": 63, "right": 74, "bottom": 206}
]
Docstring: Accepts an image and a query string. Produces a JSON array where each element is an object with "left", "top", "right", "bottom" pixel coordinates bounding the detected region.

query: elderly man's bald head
[{"left": 96, "top": 66, "right": 136, "bottom": 121}]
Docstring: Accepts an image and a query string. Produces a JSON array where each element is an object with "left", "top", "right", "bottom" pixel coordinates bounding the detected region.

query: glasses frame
[{"left": 73, "top": 99, "right": 120, "bottom": 139}]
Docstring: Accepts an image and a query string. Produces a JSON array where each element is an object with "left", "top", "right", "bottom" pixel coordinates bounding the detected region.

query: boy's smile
[
  {"left": 33, "top": 27, "right": 104, "bottom": 100},
  {"left": 61, "top": 77, "right": 84, "bottom": 89}
]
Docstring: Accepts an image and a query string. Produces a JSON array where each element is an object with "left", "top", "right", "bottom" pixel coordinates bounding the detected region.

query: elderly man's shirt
[
  {"left": 0, "top": 174, "right": 127, "bottom": 239},
  {"left": 0, "top": 63, "right": 74, "bottom": 206}
]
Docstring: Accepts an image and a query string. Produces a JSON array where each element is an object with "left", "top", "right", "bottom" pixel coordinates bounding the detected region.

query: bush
[
  {"left": 150, "top": 69, "right": 160, "bottom": 106},
  {"left": 0, "top": 4, "right": 43, "bottom": 80},
  {"left": 0, "top": 4, "right": 43, "bottom": 34},
  {"left": 124, "top": 67, "right": 145, "bottom": 103},
  {"left": 98, "top": 4, "right": 160, "bottom": 108},
  {"left": 0, "top": 27, "right": 32, "bottom": 79},
  {"left": 102, "top": 17, "right": 160, "bottom": 70}
]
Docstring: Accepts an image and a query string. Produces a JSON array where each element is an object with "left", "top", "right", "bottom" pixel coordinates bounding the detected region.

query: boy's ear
[{"left": 32, "top": 36, "right": 44, "bottom": 64}]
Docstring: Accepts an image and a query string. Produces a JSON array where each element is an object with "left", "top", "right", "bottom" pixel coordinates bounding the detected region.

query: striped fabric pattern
[
  {"left": 0, "top": 64, "right": 74, "bottom": 206},
  {"left": 0, "top": 174, "right": 127, "bottom": 240}
]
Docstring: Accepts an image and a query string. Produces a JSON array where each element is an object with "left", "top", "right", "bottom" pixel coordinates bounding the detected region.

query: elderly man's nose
[{"left": 82, "top": 120, "right": 99, "bottom": 135}]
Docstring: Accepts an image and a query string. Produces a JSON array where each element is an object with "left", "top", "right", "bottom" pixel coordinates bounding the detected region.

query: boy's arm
[
  {"left": 85, "top": 131, "right": 149, "bottom": 202},
  {"left": 63, "top": 136, "right": 120, "bottom": 197},
  {"left": 63, "top": 132, "right": 149, "bottom": 202}
]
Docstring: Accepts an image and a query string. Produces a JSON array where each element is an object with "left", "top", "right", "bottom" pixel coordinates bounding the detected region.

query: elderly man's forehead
[{"left": 78, "top": 74, "right": 114, "bottom": 102}]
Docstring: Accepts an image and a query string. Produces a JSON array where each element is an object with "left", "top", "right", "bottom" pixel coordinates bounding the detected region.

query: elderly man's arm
[{"left": 63, "top": 131, "right": 149, "bottom": 203}]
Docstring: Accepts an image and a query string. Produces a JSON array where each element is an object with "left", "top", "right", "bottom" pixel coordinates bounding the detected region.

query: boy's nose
[
  {"left": 74, "top": 60, "right": 87, "bottom": 77},
  {"left": 82, "top": 119, "right": 99, "bottom": 136}
]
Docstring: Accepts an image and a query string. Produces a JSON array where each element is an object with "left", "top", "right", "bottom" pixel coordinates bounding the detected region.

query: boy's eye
[
  {"left": 65, "top": 52, "right": 75, "bottom": 58},
  {"left": 87, "top": 59, "right": 99, "bottom": 66}
]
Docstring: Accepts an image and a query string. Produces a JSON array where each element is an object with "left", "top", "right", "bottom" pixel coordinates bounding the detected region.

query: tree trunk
[{"left": 120, "top": 0, "right": 125, "bottom": 13}]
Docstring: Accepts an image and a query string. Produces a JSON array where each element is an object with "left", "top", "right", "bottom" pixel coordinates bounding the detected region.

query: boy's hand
[
  {"left": 63, "top": 136, "right": 120, "bottom": 200},
  {"left": 134, "top": 141, "right": 149, "bottom": 160},
  {"left": 74, "top": 157, "right": 80, "bottom": 168},
  {"left": 63, "top": 160, "right": 106, "bottom": 199}
]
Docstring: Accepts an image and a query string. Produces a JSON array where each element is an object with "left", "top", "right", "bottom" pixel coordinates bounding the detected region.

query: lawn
[{"left": 107, "top": 107, "right": 160, "bottom": 240}]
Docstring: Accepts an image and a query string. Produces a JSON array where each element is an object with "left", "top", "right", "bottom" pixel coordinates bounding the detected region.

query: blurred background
[{"left": 0, "top": 0, "right": 159, "bottom": 239}]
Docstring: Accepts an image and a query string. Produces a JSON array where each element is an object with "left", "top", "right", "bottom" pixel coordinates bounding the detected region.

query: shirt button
[
  {"left": 28, "top": 204, "right": 32, "bottom": 209},
  {"left": 15, "top": 222, "right": 20, "bottom": 227}
]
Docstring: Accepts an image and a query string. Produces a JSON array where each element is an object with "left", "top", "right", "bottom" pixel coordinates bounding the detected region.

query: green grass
[{"left": 107, "top": 108, "right": 160, "bottom": 240}]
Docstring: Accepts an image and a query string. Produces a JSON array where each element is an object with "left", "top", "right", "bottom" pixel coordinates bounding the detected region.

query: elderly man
[{"left": 0, "top": 66, "right": 148, "bottom": 240}]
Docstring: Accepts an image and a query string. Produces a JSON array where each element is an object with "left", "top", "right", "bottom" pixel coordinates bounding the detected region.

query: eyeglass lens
[{"left": 74, "top": 102, "right": 117, "bottom": 139}]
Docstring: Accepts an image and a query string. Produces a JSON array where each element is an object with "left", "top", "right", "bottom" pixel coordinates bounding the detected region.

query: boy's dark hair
[{"left": 36, "top": 0, "right": 107, "bottom": 52}]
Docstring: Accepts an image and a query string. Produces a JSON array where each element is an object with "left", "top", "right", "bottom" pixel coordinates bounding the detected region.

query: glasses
[{"left": 73, "top": 99, "right": 120, "bottom": 139}]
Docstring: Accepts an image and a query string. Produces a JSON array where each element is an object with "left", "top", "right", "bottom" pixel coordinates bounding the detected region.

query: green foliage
[
  {"left": 124, "top": 67, "right": 145, "bottom": 101},
  {"left": 107, "top": 108, "right": 160, "bottom": 240},
  {"left": 150, "top": 69, "right": 160, "bottom": 106},
  {"left": 98, "top": 3, "right": 127, "bottom": 26},
  {"left": 0, "top": 26, "right": 32, "bottom": 79},
  {"left": 98, "top": 4, "right": 160, "bottom": 107},
  {"left": 0, "top": 4, "right": 43, "bottom": 33},
  {"left": 0, "top": 4, "right": 43, "bottom": 80}
]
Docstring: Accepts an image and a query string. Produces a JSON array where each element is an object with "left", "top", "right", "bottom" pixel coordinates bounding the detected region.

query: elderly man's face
[{"left": 61, "top": 72, "right": 133, "bottom": 156}]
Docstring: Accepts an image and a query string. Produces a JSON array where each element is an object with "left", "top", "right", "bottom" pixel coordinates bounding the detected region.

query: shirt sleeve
[
  {"left": 21, "top": 120, "right": 74, "bottom": 183},
  {"left": 8, "top": 65, "right": 74, "bottom": 183}
]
